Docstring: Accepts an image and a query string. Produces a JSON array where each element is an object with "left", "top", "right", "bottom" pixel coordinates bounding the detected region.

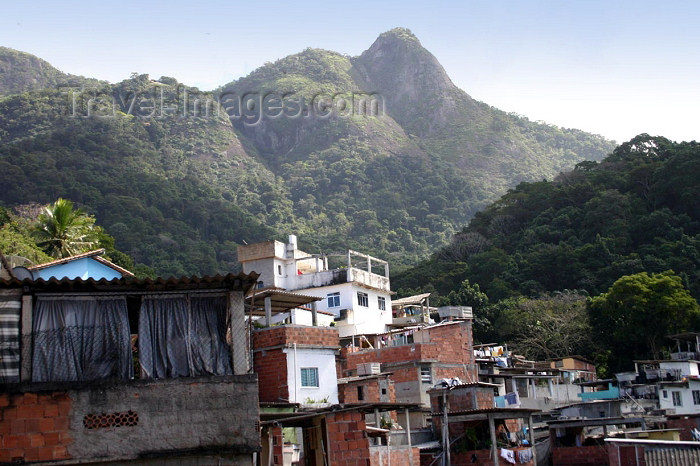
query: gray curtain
[
  {"left": 0, "top": 296, "right": 21, "bottom": 383},
  {"left": 139, "top": 295, "right": 231, "bottom": 379},
  {"left": 190, "top": 296, "right": 232, "bottom": 376},
  {"left": 32, "top": 297, "right": 132, "bottom": 382}
]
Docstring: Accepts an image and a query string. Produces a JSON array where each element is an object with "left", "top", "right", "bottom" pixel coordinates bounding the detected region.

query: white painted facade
[
  {"left": 284, "top": 347, "right": 339, "bottom": 406},
  {"left": 659, "top": 360, "right": 700, "bottom": 378},
  {"left": 267, "top": 309, "right": 335, "bottom": 327},
  {"left": 659, "top": 378, "right": 700, "bottom": 415},
  {"left": 239, "top": 236, "right": 393, "bottom": 336},
  {"left": 291, "top": 282, "right": 392, "bottom": 337}
]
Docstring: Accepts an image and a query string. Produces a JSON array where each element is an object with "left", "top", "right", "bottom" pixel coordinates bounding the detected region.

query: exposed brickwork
[
  {"left": 339, "top": 321, "right": 474, "bottom": 378},
  {"left": 338, "top": 322, "right": 476, "bottom": 410},
  {"left": 0, "top": 392, "right": 72, "bottom": 463},
  {"left": 667, "top": 415, "right": 700, "bottom": 441},
  {"left": 450, "top": 447, "right": 534, "bottom": 465},
  {"left": 339, "top": 376, "right": 396, "bottom": 404},
  {"left": 429, "top": 385, "right": 494, "bottom": 414},
  {"left": 270, "top": 426, "right": 284, "bottom": 466},
  {"left": 253, "top": 325, "right": 340, "bottom": 403},
  {"left": 554, "top": 445, "right": 609, "bottom": 465},
  {"left": 1, "top": 375, "right": 259, "bottom": 464},
  {"left": 607, "top": 444, "right": 645, "bottom": 466},
  {"left": 326, "top": 411, "right": 371, "bottom": 465},
  {"left": 370, "top": 445, "right": 420, "bottom": 465},
  {"left": 254, "top": 348, "right": 289, "bottom": 402},
  {"left": 253, "top": 325, "right": 340, "bottom": 350}
]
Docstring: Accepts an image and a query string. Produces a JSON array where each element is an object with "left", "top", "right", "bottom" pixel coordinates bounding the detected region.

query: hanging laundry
[
  {"left": 518, "top": 448, "right": 533, "bottom": 463},
  {"left": 500, "top": 448, "right": 516, "bottom": 464}
]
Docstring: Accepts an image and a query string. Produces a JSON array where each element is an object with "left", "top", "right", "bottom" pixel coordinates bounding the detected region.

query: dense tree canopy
[
  {"left": 589, "top": 270, "right": 700, "bottom": 374},
  {"left": 395, "top": 135, "right": 700, "bottom": 302}
]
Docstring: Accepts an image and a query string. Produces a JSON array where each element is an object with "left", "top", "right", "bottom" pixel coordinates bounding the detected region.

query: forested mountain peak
[
  {"left": 0, "top": 46, "right": 102, "bottom": 96},
  {"left": 0, "top": 30, "right": 615, "bottom": 276}
]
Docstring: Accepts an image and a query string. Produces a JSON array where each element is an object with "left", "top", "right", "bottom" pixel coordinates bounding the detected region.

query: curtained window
[
  {"left": 138, "top": 295, "right": 231, "bottom": 379},
  {"left": 32, "top": 297, "right": 132, "bottom": 382}
]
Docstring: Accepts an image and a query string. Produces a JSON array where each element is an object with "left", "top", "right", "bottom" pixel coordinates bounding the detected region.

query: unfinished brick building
[
  {"left": 253, "top": 325, "right": 341, "bottom": 405},
  {"left": 0, "top": 273, "right": 261, "bottom": 465},
  {"left": 338, "top": 320, "right": 478, "bottom": 428}
]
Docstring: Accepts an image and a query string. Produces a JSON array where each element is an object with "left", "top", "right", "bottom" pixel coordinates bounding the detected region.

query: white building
[
  {"left": 238, "top": 235, "right": 393, "bottom": 337},
  {"left": 659, "top": 377, "right": 700, "bottom": 415}
]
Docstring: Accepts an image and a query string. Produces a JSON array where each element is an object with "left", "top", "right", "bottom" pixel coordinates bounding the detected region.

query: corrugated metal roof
[
  {"left": 27, "top": 249, "right": 106, "bottom": 270},
  {"left": 391, "top": 293, "right": 431, "bottom": 306},
  {"left": 645, "top": 448, "right": 700, "bottom": 465},
  {"left": 0, "top": 272, "right": 259, "bottom": 293}
]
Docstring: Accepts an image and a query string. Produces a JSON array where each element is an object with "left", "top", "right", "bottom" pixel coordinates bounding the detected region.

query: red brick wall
[
  {"left": 326, "top": 411, "right": 371, "bottom": 465},
  {"left": 339, "top": 378, "right": 396, "bottom": 404},
  {"left": 554, "top": 445, "right": 609, "bottom": 465},
  {"left": 667, "top": 415, "right": 700, "bottom": 441},
  {"left": 270, "top": 426, "right": 284, "bottom": 466},
  {"left": 422, "top": 448, "right": 534, "bottom": 466},
  {"left": 253, "top": 326, "right": 339, "bottom": 350},
  {"left": 0, "top": 392, "right": 72, "bottom": 463},
  {"left": 253, "top": 326, "right": 339, "bottom": 402},
  {"left": 370, "top": 445, "right": 420, "bottom": 466},
  {"left": 607, "top": 444, "right": 645, "bottom": 466},
  {"left": 253, "top": 348, "right": 289, "bottom": 402},
  {"left": 339, "top": 322, "right": 476, "bottom": 382}
]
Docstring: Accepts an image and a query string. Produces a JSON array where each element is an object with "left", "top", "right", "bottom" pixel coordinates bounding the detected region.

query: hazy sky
[{"left": 2, "top": 0, "right": 699, "bottom": 143}]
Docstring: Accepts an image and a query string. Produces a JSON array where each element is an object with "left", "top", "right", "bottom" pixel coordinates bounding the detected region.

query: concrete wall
[
  {"left": 285, "top": 347, "right": 339, "bottom": 405},
  {"left": 294, "top": 282, "right": 393, "bottom": 337},
  {"left": 0, "top": 375, "right": 259, "bottom": 464},
  {"left": 370, "top": 444, "right": 420, "bottom": 466},
  {"left": 253, "top": 325, "right": 339, "bottom": 403},
  {"left": 659, "top": 380, "right": 700, "bottom": 415},
  {"left": 660, "top": 360, "right": 700, "bottom": 377}
]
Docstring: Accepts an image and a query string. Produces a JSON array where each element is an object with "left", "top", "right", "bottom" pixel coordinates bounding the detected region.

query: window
[
  {"left": 278, "top": 265, "right": 282, "bottom": 275},
  {"left": 357, "top": 385, "right": 364, "bottom": 401},
  {"left": 378, "top": 296, "right": 386, "bottom": 311},
  {"left": 693, "top": 390, "right": 700, "bottom": 405},
  {"left": 663, "top": 390, "right": 668, "bottom": 398},
  {"left": 672, "top": 391, "right": 682, "bottom": 407},
  {"left": 257, "top": 282, "right": 264, "bottom": 289},
  {"left": 555, "top": 360, "right": 564, "bottom": 368},
  {"left": 420, "top": 365, "right": 432, "bottom": 384},
  {"left": 357, "top": 292, "right": 369, "bottom": 307},
  {"left": 327, "top": 292, "right": 341, "bottom": 308},
  {"left": 300, "top": 367, "right": 319, "bottom": 387}
]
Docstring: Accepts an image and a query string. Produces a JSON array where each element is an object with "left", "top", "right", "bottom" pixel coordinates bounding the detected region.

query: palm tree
[{"left": 33, "top": 198, "right": 98, "bottom": 258}]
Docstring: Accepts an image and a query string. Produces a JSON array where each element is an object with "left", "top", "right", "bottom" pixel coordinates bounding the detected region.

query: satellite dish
[{"left": 11, "top": 267, "right": 33, "bottom": 281}]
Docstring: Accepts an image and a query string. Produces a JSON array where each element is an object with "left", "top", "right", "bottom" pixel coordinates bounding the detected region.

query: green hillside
[
  {"left": 394, "top": 134, "right": 700, "bottom": 301},
  {"left": 0, "top": 29, "right": 615, "bottom": 276},
  {"left": 0, "top": 46, "right": 102, "bottom": 96}
]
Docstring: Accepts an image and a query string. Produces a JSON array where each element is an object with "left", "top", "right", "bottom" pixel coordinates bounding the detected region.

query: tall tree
[
  {"left": 33, "top": 198, "right": 98, "bottom": 258},
  {"left": 589, "top": 270, "right": 700, "bottom": 373},
  {"left": 496, "top": 292, "right": 592, "bottom": 361}
]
